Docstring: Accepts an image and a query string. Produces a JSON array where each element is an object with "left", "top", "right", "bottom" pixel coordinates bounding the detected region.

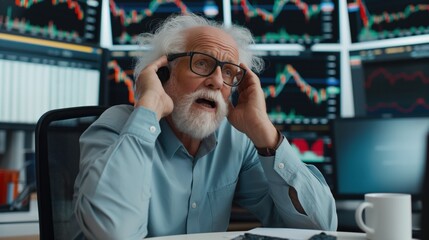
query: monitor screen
[
  {"left": 0, "top": 0, "right": 102, "bottom": 45},
  {"left": 231, "top": 0, "right": 339, "bottom": 44},
  {"left": 110, "top": 0, "right": 224, "bottom": 45},
  {"left": 106, "top": 49, "right": 149, "bottom": 106},
  {"left": 256, "top": 50, "right": 341, "bottom": 188},
  {"left": 257, "top": 50, "right": 341, "bottom": 127},
  {"left": 350, "top": 42, "right": 429, "bottom": 117},
  {"left": 0, "top": 33, "right": 105, "bottom": 128},
  {"left": 333, "top": 117, "right": 429, "bottom": 199},
  {"left": 347, "top": 0, "right": 429, "bottom": 43}
]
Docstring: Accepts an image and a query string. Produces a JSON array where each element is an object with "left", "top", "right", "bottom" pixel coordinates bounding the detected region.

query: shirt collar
[{"left": 158, "top": 118, "right": 218, "bottom": 160}]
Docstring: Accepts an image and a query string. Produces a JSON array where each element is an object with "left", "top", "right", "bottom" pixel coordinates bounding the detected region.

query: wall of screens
[
  {"left": 1, "top": 0, "right": 428, "bottom": 203},
  {"left": 108, "top": 0, "right": 340, "bottom": 45}
]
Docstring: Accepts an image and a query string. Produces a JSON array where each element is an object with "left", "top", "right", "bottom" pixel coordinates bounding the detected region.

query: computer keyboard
[
  {"left": 231, "top": 233, "right": 289, "bottom": 240},
  {"left": 231, "top": 232, "right": 337, "bottom": 240},
  {"left": 308, "top": 232, "right": 337, "bottom": 240}
]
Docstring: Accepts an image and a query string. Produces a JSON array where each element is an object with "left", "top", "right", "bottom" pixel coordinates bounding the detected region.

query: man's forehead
[
  {"left": 184, "top": 26, "right": 239, "bottom": 60},
  {"left": 184, "top": 26, "right": 234, "bottom": 44}
]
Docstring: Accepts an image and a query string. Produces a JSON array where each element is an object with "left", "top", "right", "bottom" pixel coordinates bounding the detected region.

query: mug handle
[{"left": 355, "top": 202, "right": 375, "bottom": 234}]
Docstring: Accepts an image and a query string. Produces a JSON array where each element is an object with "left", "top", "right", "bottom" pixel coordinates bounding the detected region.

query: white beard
[{"left": 164, "top": 80, "right": 228, "bottom": 140}]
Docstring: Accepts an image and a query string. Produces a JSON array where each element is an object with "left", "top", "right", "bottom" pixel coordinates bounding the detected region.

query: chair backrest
[{"left": 35, "top": 106, "right": 107, "bottom": 240}]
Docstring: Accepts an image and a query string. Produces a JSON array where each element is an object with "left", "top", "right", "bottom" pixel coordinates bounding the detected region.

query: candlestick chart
[
  {"left": 107, "top": 50, "right": 146, "bottom": 105},
  {"left": 259, "top": 51, "right": 340, "bottom": 125},
  {"left": 110, "top": 0, "right": 223, "bottom": 45},
  {"left": 0, "top": 0, "right": 101, "bottom": 44},
  {"left": 347, "top": 0, "right": 429, "bottom": 42},
  {"left": 231, "top": 0, "right": 338, "bottom": 44}
]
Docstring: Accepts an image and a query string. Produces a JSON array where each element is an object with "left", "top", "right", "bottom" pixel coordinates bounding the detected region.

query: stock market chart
[
  {"left": 106, "top": 50, "right": 144, "bottom": 105},
  {"left": 231, "top": 0, "right": 339, "bottom": 44},
  {"left": 260, "top": 52, "right": 340, "bottom": 125},
  {"left": 350, "top": 43, "right": 429, "bottom": 117},
  {"left": 364, "top": 60, "right": 429, "bottom": 116},
  {"left": 256, "top": 50, "right": 340, "bottom": 167},
  {"left": 110, "top": 0, "right": 223, "bottom": 45},
  {"left": 347, "top": 0, "right": 429, "bottom": 42},
  {"left": 0, "top": 0, "right": 101, "bottom": 44}
]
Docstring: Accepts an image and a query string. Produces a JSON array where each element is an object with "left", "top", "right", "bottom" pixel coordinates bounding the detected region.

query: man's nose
[{"left": 205, "top": 66, "right": 224, "bottom": 89}]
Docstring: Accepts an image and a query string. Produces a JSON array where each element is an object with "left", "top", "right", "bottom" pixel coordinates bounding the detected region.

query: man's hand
[
  {"left": 134, "top": 56, "right": 174, "bottom": 120},
  {"left": 227, "top": 64, "right": 279, "bottom": 149}
]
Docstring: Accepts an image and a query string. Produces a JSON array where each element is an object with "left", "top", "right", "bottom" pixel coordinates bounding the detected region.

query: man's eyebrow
[{"left": 197, "top": 50, "right": 237, "bottom": 63}]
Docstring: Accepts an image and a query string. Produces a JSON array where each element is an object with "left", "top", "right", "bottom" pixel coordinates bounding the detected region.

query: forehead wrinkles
[{"left": 185, "top": 29, "right": 239, "bottom": 62}]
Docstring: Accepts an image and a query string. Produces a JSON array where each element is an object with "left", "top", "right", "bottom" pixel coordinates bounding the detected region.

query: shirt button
[
  {"left": 191, "top": 202, "right": 197, "bottom": 209},
  {"left": 278, "top": 163, "right": 285, "bottom": 169},
  {"left": 149, "top": 126, "right": 156, "bottom": 133}
]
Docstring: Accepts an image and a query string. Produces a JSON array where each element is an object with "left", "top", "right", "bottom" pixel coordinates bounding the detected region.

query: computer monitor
[
  {"left": 333, "top": 117, "right": 429, "bottom": 200},
  {"left": 231, "top": 0, "right": 339, "bottom": 44},
  {"left": 350, "top": 42, "right": 429, "bottom": 117},
  {"left": 257, "top": 50, "right": 341, "bottom": 126},
  {"left": 0, "top": 0, "right": 102, "bottom": 45},
  {"left": 256, "top": 49, "right": 341, "bottom": 188},
  {"left": 106, "top": 49, "right": 150, "bottom": 106},
  {"left": 0, "top": 33, "right": 106, "bottom": 129},
  {"left": 347, "top": 0, "right": 429, "bottom": 43},
  {"left": 109, "top": 0, "right": 224, "bottom": 45}
]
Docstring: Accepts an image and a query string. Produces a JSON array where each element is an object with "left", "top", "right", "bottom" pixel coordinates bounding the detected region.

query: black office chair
[{"left": 35, "top": 106, "right": 107, "bottom": 240}]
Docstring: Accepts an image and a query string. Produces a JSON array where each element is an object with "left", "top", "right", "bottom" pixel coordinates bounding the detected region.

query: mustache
[{"left": 188, "top": 89, "right": 227, "bottom": 110}]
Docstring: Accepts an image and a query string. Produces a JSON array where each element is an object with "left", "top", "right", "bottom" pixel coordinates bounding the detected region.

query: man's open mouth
[{"left": 195, "top": 98, "right": 217, "bottom": 109}]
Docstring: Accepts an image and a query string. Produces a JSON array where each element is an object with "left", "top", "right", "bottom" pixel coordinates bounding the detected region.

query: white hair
[{"left": 133, "top": 13, "right": 264, "bottom": 81}]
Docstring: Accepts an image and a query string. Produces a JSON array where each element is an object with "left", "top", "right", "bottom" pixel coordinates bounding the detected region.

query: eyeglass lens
[{"left": 191, "top": 53, "right": 244, "bottom": 86}]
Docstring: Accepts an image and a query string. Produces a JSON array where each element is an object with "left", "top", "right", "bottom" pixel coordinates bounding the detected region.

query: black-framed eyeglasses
[{"left": 167, "top": 51, "right": 246, "bottom": 87}]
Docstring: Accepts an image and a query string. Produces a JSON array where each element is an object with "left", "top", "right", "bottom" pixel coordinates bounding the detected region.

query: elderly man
[{"left": 72, "top": 14, "right": 337, "bottom": 239}]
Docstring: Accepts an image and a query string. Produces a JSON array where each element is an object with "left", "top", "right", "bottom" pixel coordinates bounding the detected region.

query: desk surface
[
  {"left": 146, "top": 228, "right": 366, "bottom": 240},
  {"left": 0, "top": 228, "right": 418, "bottom": 240}
]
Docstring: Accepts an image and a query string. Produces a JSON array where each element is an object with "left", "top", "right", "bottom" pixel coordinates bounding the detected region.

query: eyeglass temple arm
[{"left": 167, "top": 52, "right": 192, "bottom": 61}]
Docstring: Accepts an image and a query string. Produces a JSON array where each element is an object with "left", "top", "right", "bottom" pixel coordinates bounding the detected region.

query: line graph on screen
[
  {"left": 260, "top": 56, "right": 340, "bottom": 125},
  {"left": 364, "top": 62, "right": 429, "bottom": 116},
  {"left": 110, "top": 0, "right": 223, "bottom": 44},
  {"left": 231, "top": 0, "right": 338, "bottom": 44}
]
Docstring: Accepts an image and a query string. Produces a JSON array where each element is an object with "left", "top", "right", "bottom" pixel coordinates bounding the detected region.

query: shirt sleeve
[
  {"left": 259, "top": 138, "right": 338, "bottom": 231},
  {"left": 73, "top": 106, "right": 160, "bottom": 239}
]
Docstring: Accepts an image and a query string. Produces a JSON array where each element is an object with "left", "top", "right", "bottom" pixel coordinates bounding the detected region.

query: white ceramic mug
[{"left": 355, "top": 193, "right": 412, "bottom": 240}]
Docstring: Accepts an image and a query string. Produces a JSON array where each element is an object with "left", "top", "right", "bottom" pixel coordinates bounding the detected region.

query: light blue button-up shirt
[{"left": 72, "top": 105, "right": 337, "bottom": 239}]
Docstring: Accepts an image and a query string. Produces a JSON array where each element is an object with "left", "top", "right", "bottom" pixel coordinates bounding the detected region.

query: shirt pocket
[{"left": 207, "top": 179, "right": 238, "bottom": 231}]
